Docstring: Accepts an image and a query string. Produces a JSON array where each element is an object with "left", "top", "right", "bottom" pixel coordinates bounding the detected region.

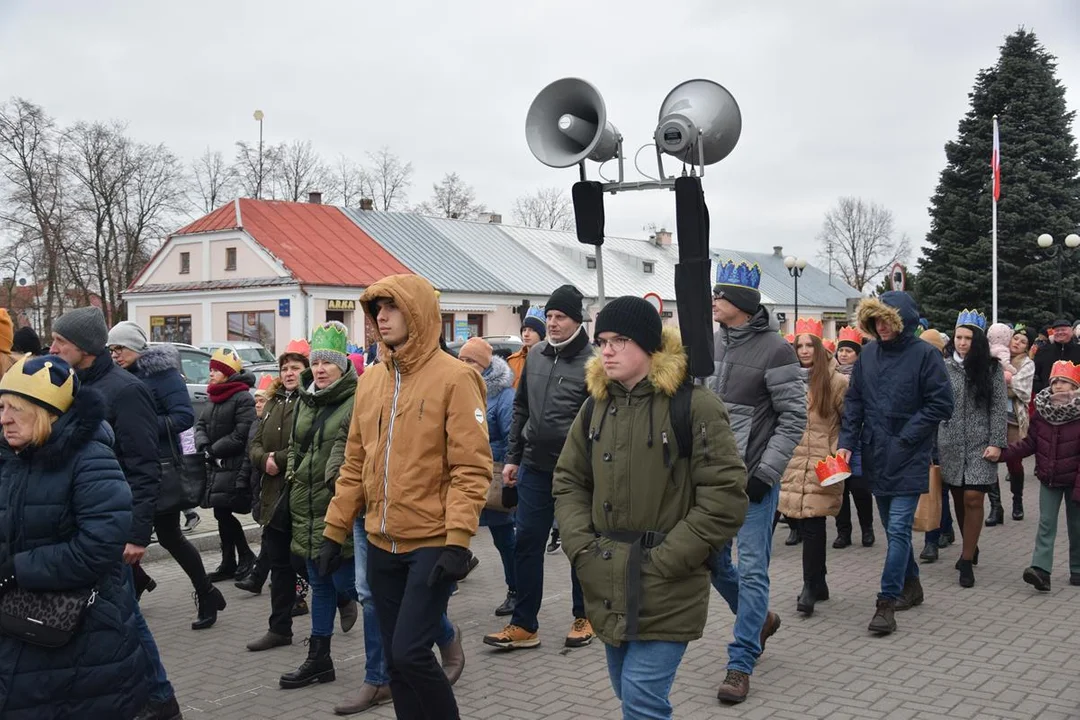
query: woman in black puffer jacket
[
  {"left": 196, "top": 348, "right": 256, "bottom": 583},
  {"left": 108, "top": 321, "right": 225, "bottom": 630},
  {"left": 0, "top": 355, "right": 147, "bottom": 720}
]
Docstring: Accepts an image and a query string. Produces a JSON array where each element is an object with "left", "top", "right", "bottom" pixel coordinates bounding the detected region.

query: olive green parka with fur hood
[{"left": 553, "top": 328, "right": 748, "bottom": 646}]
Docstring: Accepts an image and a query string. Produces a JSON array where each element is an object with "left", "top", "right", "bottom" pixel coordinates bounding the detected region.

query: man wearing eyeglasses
[
  {"left": 706, "top": 265, "right": 807, "bottom": 705},
  {"left": 484, "top": 284, "right": 596, "bottom": 651}
]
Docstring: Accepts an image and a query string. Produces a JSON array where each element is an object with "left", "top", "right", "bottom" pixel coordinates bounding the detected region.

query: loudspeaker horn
[
  {"left": 654, "top": 79, "right": 742, "bottom": 166},
  {"left": 526, "top": 78, "right": 620, "bottom": 168}
]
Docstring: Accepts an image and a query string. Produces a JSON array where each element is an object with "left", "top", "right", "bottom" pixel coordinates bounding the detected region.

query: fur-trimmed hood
[
  {"left": 856, "top": 291, "right": 919, "bottom": 343},
  {"left": 483, "top": 355, "right": 514, "bottom": 397},
  {"left": 0, "top": 387, "right": 112, "bottom": 469},
  {"left": 133, "top": 343, "right": 181, "bottom": 377},
  {"left": 585, "top": 326, "right": 687, "bottom": 401}
]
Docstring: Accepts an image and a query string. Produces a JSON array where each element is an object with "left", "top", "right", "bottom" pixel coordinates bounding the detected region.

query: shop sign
[{"left": 327, "top": 299, "right": 356, "bottom": 311}]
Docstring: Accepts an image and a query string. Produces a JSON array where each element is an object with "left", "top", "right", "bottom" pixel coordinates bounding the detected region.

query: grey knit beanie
[
  {"left": 53, "top": 306, "right": 109, "bottom": 356},
  {"left": 107, "top": 320, "right": 148, "bottom": 353}
]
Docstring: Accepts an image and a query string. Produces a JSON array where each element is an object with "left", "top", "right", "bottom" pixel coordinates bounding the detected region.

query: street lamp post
[
  {"left": 253, "top": 110, "right": 264, "bottom": 199},
  {"left": 1036, "top": 233, "right": 1080, "bottom": 316},
  {"left": 784, "top": 255, "right": 808, "bottom": 330}
]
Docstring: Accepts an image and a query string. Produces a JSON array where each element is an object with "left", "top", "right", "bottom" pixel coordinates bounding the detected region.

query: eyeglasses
[
  {"left": 109, "top": 346, "right": 125, "bottom": 355},
  {"left": 594, "top": 336, "right": 630, "bottom": 352}
]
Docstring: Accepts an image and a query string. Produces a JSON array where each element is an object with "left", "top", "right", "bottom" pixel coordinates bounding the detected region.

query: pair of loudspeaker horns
[{"left": 525, "top": 77, "right": 742, "bottom": 170}]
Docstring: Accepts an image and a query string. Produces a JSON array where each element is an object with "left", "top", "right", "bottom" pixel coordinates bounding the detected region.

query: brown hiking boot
[
  {"left": 334, "top": 683, "right": 391, "bottom": 715},
  {"left": 759, "top": 611, "right": 781, "bottom": 651},
  {"left": 565, "top": 618, "right": 594, "bottom": 648},
  {"left": 868, "top": 598, "right": 897, "bottom": 635},
  {"left": 482, "top": 624, "right": 541, "bottom": 650},
  {"left": 246, "top": 631, "right": 292, "bottom": 652},
  {"left": 716, "top": 669, "right": 750, "bottom": 704},
  {"left": 439, "top": 624, "right": 465, "bottom": 686},
  {"left": 895, "top": 577, "right": 924, "bottom": 611}
]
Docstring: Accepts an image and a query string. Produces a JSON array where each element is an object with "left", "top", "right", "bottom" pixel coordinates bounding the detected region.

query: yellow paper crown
[
  {"left": 210, "top": 347, "right": 244, "bottom": 374},
  {"left": 0, "top": 354, "right": 77, "bottom": 414}
]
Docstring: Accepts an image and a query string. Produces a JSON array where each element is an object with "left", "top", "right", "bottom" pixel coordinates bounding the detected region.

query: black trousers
[
  {"left": 156, "top": 511, "right": 211, "bottom": 595},
  {"left": 369, "top": 544, "right": 458, "bottom": 720},
  {"left": 263, "top": 524, "right": 297, "bottom": 636},
  {"left": 836, "top": 476, "right": 874, "bottom": 535},
  {"left": 214, "top": 507, "right": 252, "bottom": 565},
  {"left": 801, "top": 516, "right": 827, "bottom": 583}
]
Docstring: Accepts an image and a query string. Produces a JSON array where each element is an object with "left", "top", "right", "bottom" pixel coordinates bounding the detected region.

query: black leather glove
[
  {"left": 317, "top": 539, "right": 343, "bottom": 577},
  {"left": 746, "top": 475, "right": 771, "bottom": 504},
  {"left": 427, "top": 546, "right": 473, "bottom": 588}
]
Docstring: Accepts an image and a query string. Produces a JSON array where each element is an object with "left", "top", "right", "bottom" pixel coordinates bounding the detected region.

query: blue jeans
[
  {"left": 605, "top": 640, "right": 688, "bottom": 720},
  {"left": 353, "top": 519, "right": 455, "bottom": 673},
  {"left": 126, "top": 566, "right": 174, "bottom": 703},
  {"left": 875, "top": 494, "right": 920, "bottom": 600},
  {"left": 511, "top": 464, "right": 585, "bottom": 632},
  {"left": 488, "top": 522, "right": 517, "bottom": 592},
  {"left": 924, "top": 483, "right": 954, "bottom": 545},
  {"left": 306, "top": 557, "right": 356, "bottom": 637},
  {"left": 710, "top": 481, "right": 780, "bottom": 675}
]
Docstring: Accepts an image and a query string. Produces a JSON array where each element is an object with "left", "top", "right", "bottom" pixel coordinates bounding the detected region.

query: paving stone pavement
[{"left": 140, "top": 463, "right": 1080, "bottom": 719}]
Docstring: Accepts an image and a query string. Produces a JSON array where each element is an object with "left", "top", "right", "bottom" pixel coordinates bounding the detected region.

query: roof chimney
[
  {"left": 359, "top": 198, "right": 374, "bottom": 211},
  {"left": 773, "top": 245, "right": 783, "bottom": 257},
  {"left": 654, "top": 228, "right": 673, "bottom": 246},
  {"left": 476, "top": 212, "right": 501, "bottom": 224},
  {"left": 488, "top": 213, "right": 501, "bottom": 224},
  {"left": 308, "top": 191, "right": 322, "bottom": 205}
]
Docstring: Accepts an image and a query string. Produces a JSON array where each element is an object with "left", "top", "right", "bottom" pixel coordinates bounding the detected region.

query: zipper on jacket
[
  {"left": 700, "top": 422, "right": 710, "bottom": 463},
  {"left": 380, "top": 365, "right": 403, "bottom": 552},
  {"left": 661, "top": 430, "right": 672, "bottom": 469}
]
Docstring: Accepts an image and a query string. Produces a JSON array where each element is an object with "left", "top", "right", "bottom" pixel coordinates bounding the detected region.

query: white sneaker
[{"left": 183, "top": 513, "right": 201, "bottom": 533}]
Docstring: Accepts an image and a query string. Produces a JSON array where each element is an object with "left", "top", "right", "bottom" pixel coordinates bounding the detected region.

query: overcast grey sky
[{"left": 1, "top": 0, "right": 1078, "bottom": 264}]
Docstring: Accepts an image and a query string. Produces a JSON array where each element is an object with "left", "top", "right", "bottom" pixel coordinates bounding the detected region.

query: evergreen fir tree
[{"left": 918, "top": 29, "right": 1080, "bottom": 331}]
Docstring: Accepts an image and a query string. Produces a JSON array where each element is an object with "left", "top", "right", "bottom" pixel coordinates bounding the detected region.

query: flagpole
[{"left": 992, "top": 115, "right": 999, "bottom": 324}]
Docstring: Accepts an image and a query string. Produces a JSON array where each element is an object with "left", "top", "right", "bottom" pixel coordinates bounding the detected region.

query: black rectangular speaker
[{"left": 572, "top": 181, "right": 605, "bottom": 247}]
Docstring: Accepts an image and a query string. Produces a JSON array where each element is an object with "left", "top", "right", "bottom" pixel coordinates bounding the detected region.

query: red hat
[
  {"left": 795, "top": 318, "right": 824, "bottom": 338},
  {"left": 1050, "top": 361, "right": 1080, "bottom": 387},
  {"left": 255, "top": 374, "right": 274, "bottom": 397},
  {"left": 279, "top": 338, "right": 311, "bottom": 367}
]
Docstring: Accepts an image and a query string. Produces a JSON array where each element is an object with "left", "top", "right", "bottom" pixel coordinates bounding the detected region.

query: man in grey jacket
[
  {"left": 705, "top": 262, "right": 807, "bottom": 705},
  {"left": 483, "top": 284, "right": 595, "bottom": 651}
]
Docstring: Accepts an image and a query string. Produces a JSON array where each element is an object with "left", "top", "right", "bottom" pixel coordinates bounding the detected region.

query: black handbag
[
  {"left": 157, "top": 420, "right": 209, "bottom": 515},
  {"left": 0, "top": 583, "right": 97, "bottom": 648}
]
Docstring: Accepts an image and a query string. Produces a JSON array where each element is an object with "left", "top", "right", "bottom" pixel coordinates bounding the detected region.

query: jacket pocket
[{"left": 573, "top": 537, "right": 628, "bottom": 637}]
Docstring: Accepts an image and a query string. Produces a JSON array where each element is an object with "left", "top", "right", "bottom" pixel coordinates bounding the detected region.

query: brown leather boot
[
  {"left": 716, "top": 669, "right": 750, "bottom": 704},
  {"left": 439, "top": 624, "right": 465, "bottom": 686},
  {"left": 333, "top": 683, "right": 391, "bottom": 715}
]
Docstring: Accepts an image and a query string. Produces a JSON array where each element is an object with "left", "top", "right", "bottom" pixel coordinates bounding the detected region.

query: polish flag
[{"left": 991, "top": 116, "right": 1001, "bottom": 202}]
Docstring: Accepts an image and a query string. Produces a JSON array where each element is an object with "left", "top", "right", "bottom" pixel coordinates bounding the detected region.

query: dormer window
[{"left": 643, "top": 261, "right": 654, "bottom": 274}]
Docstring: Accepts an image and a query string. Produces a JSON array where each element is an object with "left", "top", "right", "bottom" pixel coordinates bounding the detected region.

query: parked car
[
  {"left": 148, "top": 342, "right": 212, "bottom": 416},
  {"left": 199, "top": 341, "right": 275, "bottom": 365},
  {"left": 445, "top": 335, "right": 523, "bottom": 360},
  {"left": 249, "top": 362, "right": 280, "bottom": 388}
]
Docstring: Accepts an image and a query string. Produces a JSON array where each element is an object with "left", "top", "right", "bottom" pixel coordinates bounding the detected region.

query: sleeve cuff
[
  {"left": 323, "top": 523, "right": 349, "bottom": 545},
  {"left": 446, "top": 529, "right": 472, "bottom": 549}
]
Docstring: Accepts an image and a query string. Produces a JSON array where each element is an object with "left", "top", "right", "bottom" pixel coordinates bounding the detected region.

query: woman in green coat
[{"left": 279, "top": 322, "right": 359, "bottom": 690}]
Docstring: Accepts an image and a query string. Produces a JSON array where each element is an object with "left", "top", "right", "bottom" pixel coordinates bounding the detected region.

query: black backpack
[{"left": 581, "top": 382, "right": 696, "bottom": 465}]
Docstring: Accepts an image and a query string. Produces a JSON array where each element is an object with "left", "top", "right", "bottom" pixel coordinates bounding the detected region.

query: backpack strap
[
  {"left": 671, "top": 382, "right": 695, "bottom": 460},
  {"left": 582, "top": 396, "right": 596, "bottom": 462}
]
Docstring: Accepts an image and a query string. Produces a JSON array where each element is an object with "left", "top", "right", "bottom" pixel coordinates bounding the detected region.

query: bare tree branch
[
  {"left": 232, "top": 140, "right": 278, "bottom": 199},
  {"left": 816, "top": 196, "right": 910, "bottom": 291},
  {"left": 190, "top": 147, "right": 234, "bottom": 213},
  {"left": 414, "top": 172, "right": 486, "bottom": 220},
  {"left": 361, "top": 147, "right": 412, "bottom": 211},
  {"left": 274, "top": 139, "right": 328, "bottom": 202},
  {"left": 512, "top": 186, "right": 573, "bottom": 230}
]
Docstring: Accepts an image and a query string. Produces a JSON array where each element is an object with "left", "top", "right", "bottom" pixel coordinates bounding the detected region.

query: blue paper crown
[
  {"left": 956, "top": 309, "right": 987, "bottom": 331},
  {"left": 716, "top": 261, "right": 761, "bottom": 290}
]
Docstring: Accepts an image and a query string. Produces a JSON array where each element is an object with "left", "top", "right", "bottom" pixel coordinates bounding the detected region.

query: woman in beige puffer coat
[{"left": 780, "top": 329, "right": 848, "bottom": 617}]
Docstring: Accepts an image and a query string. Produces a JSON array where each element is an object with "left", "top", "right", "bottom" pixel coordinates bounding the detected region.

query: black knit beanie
[
  {"left": 546, "top": 285, "right": 585, "bottom": 323},
  {"left": 837, "top": 339, "right": 862, "bottom": 354},
  {"left": 594, "top": 296, "right": 663, "bottom": 354},
  {"left": 713, "top": 283, "right": 760, "bottom": 315}
]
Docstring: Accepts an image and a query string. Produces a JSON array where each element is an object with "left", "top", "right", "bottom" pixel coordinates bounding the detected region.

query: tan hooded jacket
[{"left": 322, "top": 274, "right": 493, "bottom": 553}]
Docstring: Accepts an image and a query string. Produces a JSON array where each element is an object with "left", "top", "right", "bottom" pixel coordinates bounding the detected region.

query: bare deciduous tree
[
  {"left": 326, "top": 154, "right": 366, "bottom": 207},
  {"left": 191, "top": 147, "right": 234, "bottom": 213},
  {"left": 415, "top": 172, "right": 486, "bottom": 220},
  {"left": 816, "top": 196, "right": 911, "bottom": 291},
  {"left": 233, "top": 140, "right": 278, "bottom": 200},
  {"left": 274, "top": 139, "right": 328, "bottom": 202},
  {"left": 361, "top": 147, "right": 412, "bottom": 211},
  {"left": 512, "top": 186, "right": 573, "bottom": 231}
]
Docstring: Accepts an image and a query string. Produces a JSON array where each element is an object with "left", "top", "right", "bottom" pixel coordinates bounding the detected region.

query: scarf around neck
[
  {"left": 1034, "top": 386, "right": 1080, "bottom": 425},
  {"left": 208, "top": 379, "right": 251, "bottom": 403}
]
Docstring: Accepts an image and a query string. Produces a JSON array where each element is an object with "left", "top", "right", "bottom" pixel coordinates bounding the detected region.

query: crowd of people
[{"left": 0, "top": 262, "right": 1078, "bottom": 720}]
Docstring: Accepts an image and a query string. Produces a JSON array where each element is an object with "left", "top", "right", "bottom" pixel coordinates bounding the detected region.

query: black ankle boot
[
  {"left": 985, "top": 483, "right": 1004, "bottom": 526},
  {"left": 785, "top": 526, "right": 802, "bottom": 546},
  {"left": 957, "top": 559, "right": 975, "bottom": 588},
  {"left": 191, "top": 586, "right": 227, "bottom": 630},
  {"left": 1012, "top": 497, "right": 1024, "bottom": 521},
  {"left": 235, "top": 552, "right": 257, "bottom": 581},
  {"left": 1010, "top": 473, "right": 1025, "bottom": 520},
  {"left": 280, "top": 636, "right": 336, "bottom": 688},
  {"left": 813, "top": 578, "right": 830, "bottom": 601},
  {"left": 796, "top": 582, "right": 816, "bottom": 615},
  {"left": 207, "top": 562, "right": 237, "bottom": 583},
  {"left": 832, "top": 532, "right": 852, "bottom": 549},
  {"left": 235, "top": 566, "right": 267, "bottom": 594}
]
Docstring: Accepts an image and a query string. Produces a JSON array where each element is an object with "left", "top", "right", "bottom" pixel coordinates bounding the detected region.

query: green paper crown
[{"left": 311, "top": 321, "right": 348, "bottom": 355}]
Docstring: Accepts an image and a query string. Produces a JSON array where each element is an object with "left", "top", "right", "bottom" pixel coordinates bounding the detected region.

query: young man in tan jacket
[{"left": 322, "top": 274, "right": 491, "bottom": 720}]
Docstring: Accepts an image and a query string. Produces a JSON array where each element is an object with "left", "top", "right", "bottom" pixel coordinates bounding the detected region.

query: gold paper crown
[
  {"left": 210, "top": 347, "right": 243, "bottom": 374},
  {"left": 0, "top": 354, "right": 76, "bottom": 414}
]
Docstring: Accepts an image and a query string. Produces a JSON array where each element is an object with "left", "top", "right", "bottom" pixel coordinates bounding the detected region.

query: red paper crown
[
  {"left": 822, "top": 339, "right": 836, "bottom": 354},
  {"left": 837, "top": 326, "right": 863, "bottom": 345},
  {"left": 1050, "top": 360, "right": 1080, "bottom": 386},
  {"left": 795, "top": 317, "right": 824, "bottom": 338},
  {"left": 815, "top": 455, "right": 851, "bottom": 485},
  {"left": 784, "top": 333, "right": 795, "bottom": 344}
]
